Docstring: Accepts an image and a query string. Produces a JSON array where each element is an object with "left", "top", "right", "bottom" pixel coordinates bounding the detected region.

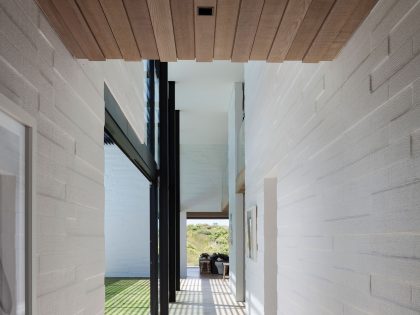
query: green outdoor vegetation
[
  {"left": 105, "top": 278, "right": 150, "bottom": 315},
  {"left": 187, "top": 224, "right": 229, "bottom": 266}
]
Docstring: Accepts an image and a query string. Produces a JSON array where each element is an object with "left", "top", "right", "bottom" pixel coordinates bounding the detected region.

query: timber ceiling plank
[
  {"left": 286, "top": 0, "right": 336, "bottom": 61},
  {"left": 250, "top": 0, "right": 288, "bottom": 60},
  {"left": 36, "top": 0, "right": 378, "bottom": 62},
  {"left": 171, "top": 0, "right": 195, "bottom": 60},
  {"left": 231, "top": 0, "right": 264, "bottom": 62},
  {"left": 268, "top": 0, "right": 313, "bottom": 62},
  {"left": 323, "top": 0, "right": 378, "bottom": 60},
  {"left": 75, "top": 0, "right": 122, "bottom": 59},
  {"left": 303, "top": 0, "right": 360, "bottom": 62},
  {"left": 51, "top": 0, "right": 104, "bottom": 60},
  {"left": 194, "top": 0, "right": 217, "bottom": 62},
  {"left": 35, "top": 0, "right": 85, "bottom": 58},
  {"left": 147, "top": 0, "right": 177, "bottom": 61},
  {"left": 99, "top": 0, "right": 141, "bottom": 60},
  {"left": 124, "top": 0, "right": 159, "bottom": 60},
  {"left": 214, "top": 0, "right": 240, "bottom": 60}
]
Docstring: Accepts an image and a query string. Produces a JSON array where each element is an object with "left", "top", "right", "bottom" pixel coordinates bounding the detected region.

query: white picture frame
[{"left": 245, "top": 206, "right": 257, "bottom": 260}]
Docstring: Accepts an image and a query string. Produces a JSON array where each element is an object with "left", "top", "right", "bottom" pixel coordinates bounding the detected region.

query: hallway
[{"left": 169, "top": 268, "right": 245, "bottom": 315}]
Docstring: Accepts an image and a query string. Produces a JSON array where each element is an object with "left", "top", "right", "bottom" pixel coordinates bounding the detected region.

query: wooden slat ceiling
[{"left": 35, "top": 0, "right": 377, "bottom": 62}]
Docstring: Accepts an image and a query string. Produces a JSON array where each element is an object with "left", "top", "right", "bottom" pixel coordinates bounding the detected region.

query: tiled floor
[{"left": 169, "top": 267, "right": 245, "bottom": 315}]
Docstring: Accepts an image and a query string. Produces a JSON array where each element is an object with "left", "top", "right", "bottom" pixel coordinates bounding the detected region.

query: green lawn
[{"left": 105, "top": 278, "right": 150, "bottom": 315}]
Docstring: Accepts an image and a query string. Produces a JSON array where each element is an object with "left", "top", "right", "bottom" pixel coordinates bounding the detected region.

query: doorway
[{"left": 186, "top": 218, "right": 229, "bottom": 277}]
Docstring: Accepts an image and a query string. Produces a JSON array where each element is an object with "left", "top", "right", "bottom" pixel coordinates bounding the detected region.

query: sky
[{"left": 187, "top": 219, "right": 229, "bottom": 226}]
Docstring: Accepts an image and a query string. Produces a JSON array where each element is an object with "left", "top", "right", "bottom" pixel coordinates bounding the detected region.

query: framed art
[{"left": 245, "top": 206, "right": 257, "bottom": 260}]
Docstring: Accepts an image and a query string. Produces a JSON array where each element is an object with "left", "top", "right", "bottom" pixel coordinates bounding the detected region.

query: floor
[{"left": 169, "top": 267, "right": 246, "bottom": 315}]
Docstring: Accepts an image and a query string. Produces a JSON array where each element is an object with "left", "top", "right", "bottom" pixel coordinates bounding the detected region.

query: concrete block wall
[
  {"left": 104, "top": 145, "right": 149, "bottom": 278},
  {"left": 0, "top": 0, "right": 146, "bottom": 314},
  {"left": 244, "top": 0, "right": 420, "bottom": 314}
]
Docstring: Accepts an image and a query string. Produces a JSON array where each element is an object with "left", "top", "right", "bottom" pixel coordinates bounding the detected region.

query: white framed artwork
[{"left": 245, "top": 206, "right": 257, "bottom": 261}]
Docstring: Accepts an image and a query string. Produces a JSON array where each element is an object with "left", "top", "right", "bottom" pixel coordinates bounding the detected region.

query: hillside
[{"left": 187, "top": 224, "right": 229, "bottom": 266}]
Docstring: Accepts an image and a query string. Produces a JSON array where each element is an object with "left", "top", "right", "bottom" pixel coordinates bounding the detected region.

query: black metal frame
[
  {"left": 146, "top": 61, "right": 159, "bottom": 315},
  {"left": 104, "top": 85, "right": 157, "bottom": 181},
  {"left": 168, "top": 81, "right": 176, "bottom": 302},
  {"left": 175, "top": 110, "right": 181, "bottom": 291},
  {"left": 105, "top": 62, "right": 179, "bottom": 315},
  {"left": 158, "top": 62, "right": 170, "bottom": 315}
]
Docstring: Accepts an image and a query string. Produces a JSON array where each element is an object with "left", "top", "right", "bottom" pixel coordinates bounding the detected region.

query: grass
[
  {"left": 187, "top": 224, "right": 229, "bottom": 266},
  {"left": 105, "top": 278, "right": 150, "bottom": 315}
]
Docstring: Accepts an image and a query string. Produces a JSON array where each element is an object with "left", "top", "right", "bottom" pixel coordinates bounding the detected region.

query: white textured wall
[
  {"left": 0, "top": 0, "right": 146, "bottom": 313},
  {"left": 180, "top": 111, "right": 228, "bottom": 213},
  {"left": 228, "top": 83, "right": 245, "bottom": 301},
  {"left": 244, "top": 0, "right": 420, "bottom": 314},
  {"left": 104, "top": 145, "right": 149, "bottom": 278}
]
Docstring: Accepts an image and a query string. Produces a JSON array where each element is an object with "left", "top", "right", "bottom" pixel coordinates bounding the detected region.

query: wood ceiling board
[
  {"left": 147, "top": 0, "right": 177, "bottom": 61},
  {"left": 124, "top": 0, "right": 159, "bottom": 60},
  {"left": 303, "top": 0, "right": 360, "bottom": 62},
  {"left": 99, "top": 0, "right": 141, "bottom": 60},
  {"left": 231, "top": 0, "right": 264, "bottom": 62},
  {"left": 194, "top": 0, "right": 217, "bottom": 62},
  {"left": 35, "top": 0, "right": 85, "bottom": 58},
  {"left": 51, "top": 0, "right": 104, "bottom": 60},
  {"left": 267, "top": 0, "right": 313, "bottom": 62},
  {"left": 323, "top": 0, "right": 378, "bottom": 60},
  {"left": 214, "top": 0, "right": 240, "bottom": 60},
  {"left": 286, "top": 0, "right": 336, "bottom": 61},
  {"left": 171, "top": 0, "right": 195, "bottom": 60},
  {"left": 75, "top": 0, "right": 122, "bottom": 59},
  {"left": 249, "top": 0, "right": 288, "bottom": 60}
]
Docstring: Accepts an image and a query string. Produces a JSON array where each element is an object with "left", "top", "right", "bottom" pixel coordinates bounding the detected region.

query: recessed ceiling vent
[{"left": 197, "top": 7, "right": 214, "bottom": 16}]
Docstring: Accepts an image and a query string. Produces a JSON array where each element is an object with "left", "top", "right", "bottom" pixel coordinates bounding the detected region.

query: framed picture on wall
[
  {"left": 245, "top": 206, "right": 257, "bottom": 260},
  {"left": 0, "top": 96, "right": 35, "bottom": 315}
]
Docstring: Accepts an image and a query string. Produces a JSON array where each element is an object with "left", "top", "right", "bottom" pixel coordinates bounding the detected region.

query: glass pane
[{"left": 104, "top": 141, "right": 150, "bottom": 314}]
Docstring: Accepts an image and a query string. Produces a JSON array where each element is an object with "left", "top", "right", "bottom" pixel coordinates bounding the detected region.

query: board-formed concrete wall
[
  {"left": 244, "top": 0, "right": 420, "bottom": 314},
  {"left": 104, "top": 145, "right": 150, "bottom": 278},
  {"left": 0, "top": 0, "right": 146, "bottom": 313}
]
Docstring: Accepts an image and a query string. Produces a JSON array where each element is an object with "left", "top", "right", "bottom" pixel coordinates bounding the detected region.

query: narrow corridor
[{"left": 169, "top": 268, "right": 245, "bottom": 315}]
